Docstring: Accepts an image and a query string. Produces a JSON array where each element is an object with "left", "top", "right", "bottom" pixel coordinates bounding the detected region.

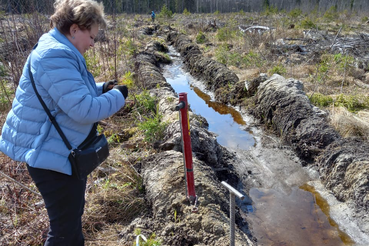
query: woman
[{"left": 0, "top": 0, "right": 127, "bottom": 244}]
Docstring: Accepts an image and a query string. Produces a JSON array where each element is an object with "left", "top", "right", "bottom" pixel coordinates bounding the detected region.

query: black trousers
[{"left": 27, "top": 165, "right": 87, "bottom": 246}]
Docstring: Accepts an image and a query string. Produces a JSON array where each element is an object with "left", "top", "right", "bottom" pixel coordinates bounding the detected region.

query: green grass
[
  {"left": 268, "top": 64, "right": 287, "bottom": 76},
  {"left": 138, "top": 107, "right": 168, "bottom": 143},
  {"left": 309, "top": 93, "right": 334, "bottom": 107},
  {"left": 309, "top": 93, "right": 369, "bottom": 112},
  {"left": 134, "top": 90, "right": 157, "bottom": 115}
]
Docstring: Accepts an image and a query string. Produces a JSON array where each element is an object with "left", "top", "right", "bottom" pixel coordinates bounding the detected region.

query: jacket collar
[{"left": 49, "top": 28, "right": 86, "bottom": 64}]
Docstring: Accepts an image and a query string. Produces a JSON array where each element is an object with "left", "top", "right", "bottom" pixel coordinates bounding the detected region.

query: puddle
[
  {"left": 163, "top": 47, "right": 356, "bottom": 245},
  {"left": 248, "top": 186, "right": 354, "bottom": 246}
]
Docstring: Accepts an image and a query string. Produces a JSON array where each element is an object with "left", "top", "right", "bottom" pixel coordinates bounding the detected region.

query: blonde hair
[{"left": 50, "top": 0, "right": 107, "bottom": 35}]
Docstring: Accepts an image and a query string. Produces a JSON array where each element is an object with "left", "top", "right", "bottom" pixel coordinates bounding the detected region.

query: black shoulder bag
[{"left": 28, "top": 55, "right": 109, "bottom": 179}]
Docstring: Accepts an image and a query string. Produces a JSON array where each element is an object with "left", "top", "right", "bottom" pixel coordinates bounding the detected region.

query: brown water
[
  {"left": 164, "top": 48, "right": 356, "bottom": 245},
  {"left": 248, "top": 186, "right": 354, "bottom": 246}
]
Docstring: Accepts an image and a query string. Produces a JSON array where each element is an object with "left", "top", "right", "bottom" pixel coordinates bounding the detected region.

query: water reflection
[
  {"left": 192, "top": 87, "right": 246, "bottom": 125},
  {"left": 164, "top": 60, "right": 254, "bottom": 150}
]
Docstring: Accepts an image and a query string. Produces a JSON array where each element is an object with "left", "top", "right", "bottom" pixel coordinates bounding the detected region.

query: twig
[
  {"left": 341, "top": 44, "right": 348, "bottom": 93},
  {"left": 0, "top": 170, "right": 41, "bottom": 197},
  {"left": 330, "top": 26, "right": 342, "bottom": 50}
]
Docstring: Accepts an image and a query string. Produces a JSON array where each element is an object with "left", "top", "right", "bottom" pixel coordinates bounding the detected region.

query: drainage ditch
[{"left": 163, "top": 46, "right": 356, "bottom": 246}]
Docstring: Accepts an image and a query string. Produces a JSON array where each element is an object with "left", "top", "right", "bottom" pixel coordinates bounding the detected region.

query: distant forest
[{"left": 1, "top": 0, "right": 368, "bottom": 15}]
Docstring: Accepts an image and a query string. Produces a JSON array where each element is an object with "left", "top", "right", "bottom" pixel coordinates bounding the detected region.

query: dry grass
[
  {"left": 0, "top": 113, "right": 153, "bottom": 245},
  {"left": 0, "top": 155, "right": 49, "bottom": 245},
  {"left": 329, "top": 106, "right": 369, "bottom": 140}
]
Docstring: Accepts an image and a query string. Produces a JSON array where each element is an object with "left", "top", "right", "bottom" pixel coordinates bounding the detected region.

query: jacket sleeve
[
  {"left": 96, "top": 82, "right": 104, "bottom": 95},
  {"left": 35, "top": 50, "right": 125, "bottom": 124}
]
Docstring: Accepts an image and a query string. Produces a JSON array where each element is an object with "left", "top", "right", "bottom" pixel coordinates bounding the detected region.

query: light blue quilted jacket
[{"left": 0, "top": 28, "right": 125, "bottom": 175}]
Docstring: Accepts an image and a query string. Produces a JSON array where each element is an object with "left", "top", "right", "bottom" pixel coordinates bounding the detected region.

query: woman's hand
[
  {"left": 113, "top": 85, "right": 128, "bottom": 99},
  {"left": 103, "top": 79, "right": 117, "bottom": 93}
]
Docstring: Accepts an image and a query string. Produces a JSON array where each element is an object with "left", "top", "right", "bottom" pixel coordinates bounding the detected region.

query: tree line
[{"left": 1, "top": 0, "right": 368, "bottom": 15}]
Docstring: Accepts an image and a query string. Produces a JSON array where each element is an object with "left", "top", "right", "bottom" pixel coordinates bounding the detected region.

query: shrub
[
  {"left": 333, "top": 53, "right": 355, "bottom": 73},
  {"left": 121, "top": 71, "right": 134, "bottom": 88},
  {"left": 263, "top": 5, "right": 278, "bottom": 16},
  {"left": 183, "top": 8, "right": 190, "bottom": 15},
  {"left": 214, "top": 44, "right": 230, "bottom": 64},
  {"left": 138, "top": 107, "right": 168, "bottom": 143},
  {"left": 158, "top": 5, "right": 173, "bottom": 19},
  {"left": 243, "top": 51, "right": 264, "bottom": 68},
  {"left": 311, "top": 93, "right": 369, "bottom": 112},
  {"left": 300, "top": 17, "right": 316, "bottom": 29},
  {"left": 323, "top": 6, "right": 338, "bottom": 22},
  {"left": 134, "top": 90, "right": 156, "bottom": 115},
  {"left": 228, "top": 52, "right": 244, "bottom": 67},
  {"left": 215, "top": 46, "right": 263, "bottom": 68},
  {"left": 216, "top": 27, "right": 235, "bottom": 42},
  {"left": 122, "top": 39, "right": 137, "bottom": 56},
  {"left": 196, "top": 31, "right": 207, "bottom": 44},
  {"left": 289, "top": 8, "right": 302, "bottom": 18},
  {"left": 84, "top": 52, "right": 102, "bottom": 77},
  {"left": 134, "top": 228, "right": 162, "bottom": 246},
  {"left": 0, "top": 62, "right": 6, "bottom": 76}
]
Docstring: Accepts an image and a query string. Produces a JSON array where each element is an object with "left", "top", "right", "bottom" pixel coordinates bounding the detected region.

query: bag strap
[{"left": 28, "top": 53, "right": 73, "bottom": 151}]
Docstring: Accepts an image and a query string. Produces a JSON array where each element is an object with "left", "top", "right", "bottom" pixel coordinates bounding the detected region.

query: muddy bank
[
  {"left": 166, "top": 32, "right": 248, "bottom": 106},
  {"left": 249, "top": 75, "right": 369, "bottom": 226},
  {"left": 163, "top": 29, "right": 369, "bottom": 238},
  {"left": 251, "top": 74, "right": 340, "bottom": 163},
  {"left": 124, "top": 41, "right": 254, "bottom": 245}
]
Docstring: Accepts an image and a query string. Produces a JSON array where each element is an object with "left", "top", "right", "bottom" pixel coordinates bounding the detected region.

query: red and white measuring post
[{"left": 175, "top": 92, "right": 197, "bottom": 211}]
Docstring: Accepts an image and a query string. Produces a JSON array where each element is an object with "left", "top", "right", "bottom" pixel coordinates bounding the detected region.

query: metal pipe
[
  {"left": 230, "top": 193, "right": 235, "bottom": 246},
  {"left": 221, "top": 181, "right": 245, "bottom": 246}
]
